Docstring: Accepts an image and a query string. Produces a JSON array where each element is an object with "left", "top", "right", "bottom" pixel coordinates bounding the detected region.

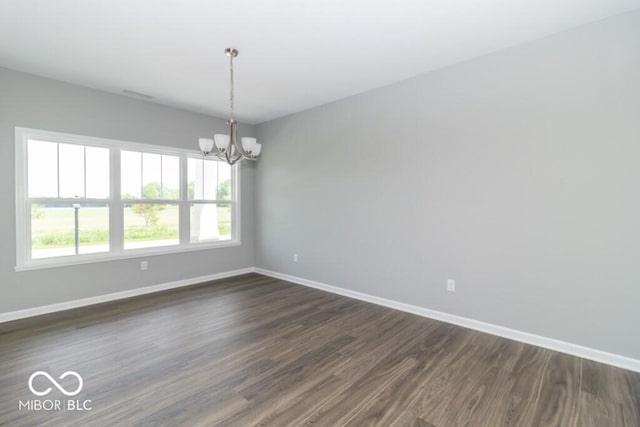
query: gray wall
[
  {"left": 255, "top": 11, "right": 640, "bottom": 359},
  {"left": 0, "top": 68, "right": 255, "bottom": 313}
]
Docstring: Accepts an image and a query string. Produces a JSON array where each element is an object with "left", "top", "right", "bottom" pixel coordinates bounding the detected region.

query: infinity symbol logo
[{"left": 28, "top": 371, "right": 83, "bottom": 397}]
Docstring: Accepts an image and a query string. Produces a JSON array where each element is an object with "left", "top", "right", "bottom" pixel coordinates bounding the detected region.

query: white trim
[
  {"left": 0, "top": 267, "right": 254, "bottom": 323},
  {"left": 233, "top": 161, "right": 242, "bottom": 244},
  {"left": 254, "top": 268, "right": 640, "bottom": 373},
  {"left": 15, "top": 126, "right": 202, "bottom": 156},
  {"left": 14, "top": 128, "right": 28, "bottom": 267},
  {"left": 15, "top": 240, "right": 241, "bottom": 272}
]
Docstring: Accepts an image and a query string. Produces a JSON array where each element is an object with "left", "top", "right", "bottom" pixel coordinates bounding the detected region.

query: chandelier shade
[
  {"left": 198, "top": 138, "right": 214, "bottom": 155},
  {"left": 214, "top": 134, "right": 231, "bottom": 150},
  {"left": 198, "top": 48, "right": 261, "bottom": 165},
  {"left": 241, "top": 137, "right": 257, "bottom": 152}
]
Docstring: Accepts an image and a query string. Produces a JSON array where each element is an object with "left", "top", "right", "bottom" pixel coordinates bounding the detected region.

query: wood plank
[{"left": 0, "top": 273, "right": 638, "bottom": 426}]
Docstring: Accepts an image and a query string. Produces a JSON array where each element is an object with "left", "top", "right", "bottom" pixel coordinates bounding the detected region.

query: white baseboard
[
  {"left": 254, "top": 268, "right": 640, "bottom": 373},
  {"left": 4, "top": 266, "right": 638, "bottom": 373},
  {"left": 0, "top": 267, "right": 254, "bottom": 323}
]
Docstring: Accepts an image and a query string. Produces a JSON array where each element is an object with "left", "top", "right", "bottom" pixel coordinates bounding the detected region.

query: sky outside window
[{"left": 27, "top": 140, "right": 109, "bottom": 199}]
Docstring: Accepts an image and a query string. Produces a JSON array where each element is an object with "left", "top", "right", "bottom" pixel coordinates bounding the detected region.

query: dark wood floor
[{"left": 1, "top": 274, "right": 638, "bottom": 426}]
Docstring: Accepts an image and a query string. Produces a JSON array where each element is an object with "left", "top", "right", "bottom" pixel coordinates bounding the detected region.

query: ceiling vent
[{"left": 122, "top": 89, "right": 153, "bottom": 100}]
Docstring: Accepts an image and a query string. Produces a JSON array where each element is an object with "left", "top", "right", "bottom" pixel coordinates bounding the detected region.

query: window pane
[
  {"left": 188, "top": 158, "right": 227, "bottom": 201},
  {"left": 121, "top": 151, "right": 142, "bottom": 199},
  {"left": 190, "top": 203, "right": 231, "bottom": 242},
  {"left": 187, "top": 158, "right": 202, "bottom": 200},
  {"left": 203, "top": 160, "right": 218, "bottom": 199},
  {"left": 86, "top": 146, "right": 110, "bottom": 198},
  {"left": 124, "top": 203, "right": 179, "bottom": 249},
  {"left": 142, "top": 153, "right": 161, "bottom": 199},
  {"left": 31, "top": 203, "right": 109, "bottom": 259},
  {"left": 78, "top": 204, "right": 110, "bottom": 254},
  {"left": 28, "top": 140, "right": 58, "bottom": 198},
  {"left": 161, "top": 155, "right": 179, "bottom": 199},
  {"left": 217, "top": 162, "right": 232, "bottom": 201},
  {"left": 59, "top": 143, "right": 85, "bottom": 198}
]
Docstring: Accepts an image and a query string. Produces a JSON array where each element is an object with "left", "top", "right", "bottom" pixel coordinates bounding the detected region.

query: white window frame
[{"left": 15, "top": 127, "right": 241, "bottom": 271}]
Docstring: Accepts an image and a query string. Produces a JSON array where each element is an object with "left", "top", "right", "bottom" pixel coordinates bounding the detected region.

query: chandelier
[{"left": 198, "top": 48, "right": 261, "bottom": 165}]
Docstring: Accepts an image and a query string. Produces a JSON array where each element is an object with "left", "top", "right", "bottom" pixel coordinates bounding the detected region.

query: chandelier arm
[
  {"left": 214, "top": 141, "right": 245, "bottom": 165},
  {"left": 230, "top": 120, "right": 249, "bottom": 157},
  {"left": 223, "top": 149, "right": 243, "bottom": 165}
]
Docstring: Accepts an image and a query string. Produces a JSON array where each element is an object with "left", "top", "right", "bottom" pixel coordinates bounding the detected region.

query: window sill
[{"left": 15, "top": 240, "right": 241, "bottom": 272}]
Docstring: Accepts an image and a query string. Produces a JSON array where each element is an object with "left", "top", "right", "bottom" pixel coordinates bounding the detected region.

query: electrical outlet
[
  {"left": 141, "top": 261, "right": 148, "bottom": 271},
  {"left": 447, "top": 279, "right": 455, "bottom": 292},
  {"left": 293, "top": 253, "right": 299, "bottom": 263}
]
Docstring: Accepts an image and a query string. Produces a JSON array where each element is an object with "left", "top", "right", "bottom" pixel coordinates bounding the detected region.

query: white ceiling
[{"left": 1, "top": 1, "right": 639, "bottom": 124}]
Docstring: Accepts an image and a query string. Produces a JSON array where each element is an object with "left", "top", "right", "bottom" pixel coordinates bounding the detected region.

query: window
[{"left": 15, "top": 128, "right": 240, "bottom": 270}]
